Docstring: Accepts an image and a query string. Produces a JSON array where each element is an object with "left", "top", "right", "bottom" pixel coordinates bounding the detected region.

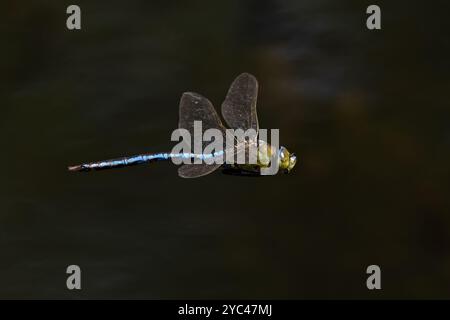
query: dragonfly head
[{"left": 279, "top": 146, "right": 297, "bottom": 173}]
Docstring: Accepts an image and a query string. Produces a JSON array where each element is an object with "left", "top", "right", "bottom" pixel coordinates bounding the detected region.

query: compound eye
[
  {"left": 290, "top": 153, "right": 297, "bottom": 164},
  {"left": 279, "top": 147, "right": 288, "bottom": 161},
  {"left": 289, "top": 153, "right": 297, "bottom": 170}
]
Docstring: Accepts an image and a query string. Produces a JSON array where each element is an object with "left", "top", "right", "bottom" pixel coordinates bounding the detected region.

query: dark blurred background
[{"left": 1, "top": 0, "right": 449, "bottom": 299}]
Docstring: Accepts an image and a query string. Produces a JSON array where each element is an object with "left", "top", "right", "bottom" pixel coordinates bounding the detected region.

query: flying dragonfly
[{"left": 68, "top": 73, "right": 297, "bottom": 178}]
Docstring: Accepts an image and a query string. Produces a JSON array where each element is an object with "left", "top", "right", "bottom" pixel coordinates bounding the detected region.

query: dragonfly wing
[
  {"left": 178, "top": 163, "right": 222, "bottom": 178},
  {"left": 178, "top": 143, "right": 239, "bottom": 178},
  {"left": 221, "top": 73, "right": 259, "bottom": 132},
  {"left": 179, "top": 92, "right": 226, "bottom": 135},
  {"left": 177, "top": 92, "right": 226, "bottom": 178}
]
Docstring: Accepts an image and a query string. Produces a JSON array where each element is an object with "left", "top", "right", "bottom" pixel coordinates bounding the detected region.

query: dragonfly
[{"left": 68, "top": 73, "right": 297, "bottom": 178}]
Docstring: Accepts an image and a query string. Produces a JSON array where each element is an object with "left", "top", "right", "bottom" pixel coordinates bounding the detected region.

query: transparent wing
[
  {"left": 221, "top": 73, "right": 259, "bottom": 132},
  {"left": 177, "top": 92, "right": 226, "bottom": 178},
  {"left": 178, "top": 163, "right": 222, "bottom": 178},
  {"left": 179, "top": 92, "right": 226, "bottom": 136}
]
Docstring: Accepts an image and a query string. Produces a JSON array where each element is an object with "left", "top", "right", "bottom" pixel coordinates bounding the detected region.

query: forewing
[{"left": 221, "top": 73, "right": 259, "bottom": 132}]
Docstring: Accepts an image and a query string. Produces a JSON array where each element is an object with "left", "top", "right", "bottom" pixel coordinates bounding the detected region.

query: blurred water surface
[{"left": 1, "top": 0, "right": 449, "bottom": 298}]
